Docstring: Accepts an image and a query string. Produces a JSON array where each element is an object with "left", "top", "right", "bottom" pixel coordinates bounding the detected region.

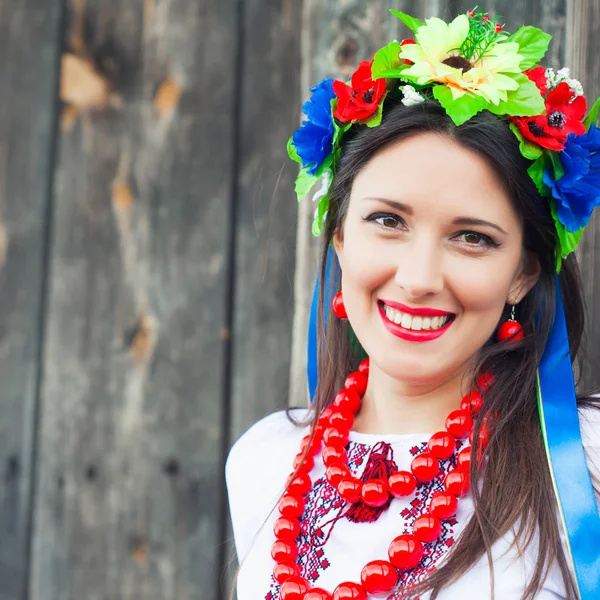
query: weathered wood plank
[
  {"left": 0, "top": 0, "right": 64, "bottom": 597},
  {"left": 566, "top": 0, "right": 600, "bottom": 391},
  {"left": 290, "top": 0, "right": 457, "bottom": 408},
  {"left": 29, "top": 1, "right": 237, "bottom": 599},
  {"left": 479, "top": 0, "right": 566, "bottom": 67}
]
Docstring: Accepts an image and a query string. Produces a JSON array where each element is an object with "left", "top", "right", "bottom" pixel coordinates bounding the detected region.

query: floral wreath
[{"left": 287, "top": 8, "right": 600, "bottom": 271}]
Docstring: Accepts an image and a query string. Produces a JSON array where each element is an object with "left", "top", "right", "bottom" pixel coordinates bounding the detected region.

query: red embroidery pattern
[{"left": 264, "top": 439, "right": 462, "bottom": 599}]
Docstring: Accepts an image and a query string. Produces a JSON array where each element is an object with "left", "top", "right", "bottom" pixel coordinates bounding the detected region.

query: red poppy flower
[
  {"left": 513, "top": 80, "right": 586, "bottom": 151},
  {"left": 333, "top": 60, "right": 386, "bottom": 123},
  {"left": 524, "top": 66, "right": 549, "bottom": 96}
]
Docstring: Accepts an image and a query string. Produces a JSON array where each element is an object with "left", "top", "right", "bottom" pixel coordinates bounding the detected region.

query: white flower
[
  {"left": 546, "top": 67, "right": 584, "bottom": 97},
  {"left": 401, "top": 85, "right": 426, "bottom": 106}
]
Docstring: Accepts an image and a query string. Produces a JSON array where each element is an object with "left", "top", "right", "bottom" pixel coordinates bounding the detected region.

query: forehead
[{"left": 350, "top": 132, "right": 521, "bottom": 228}]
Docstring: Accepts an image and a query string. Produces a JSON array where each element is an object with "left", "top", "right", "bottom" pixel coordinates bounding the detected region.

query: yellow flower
[{"left": 400, "top": 14, "right": 523, "bottom": 105}]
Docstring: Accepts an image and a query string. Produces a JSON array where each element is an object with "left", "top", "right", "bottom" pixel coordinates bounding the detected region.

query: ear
[
  {"left": 509, "top": 251, "right": 541, "bottom": 304},
  {"left": 333, "top": 228, "right": 344, "bottom": 268}
]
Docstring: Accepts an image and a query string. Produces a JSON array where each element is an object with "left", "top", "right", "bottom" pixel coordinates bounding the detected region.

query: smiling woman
[{"left": 226, "top": 8, "right": 600, "bottom": 600}]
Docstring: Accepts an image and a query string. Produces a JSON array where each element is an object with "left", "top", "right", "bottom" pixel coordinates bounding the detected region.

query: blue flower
[
  {"left": 543, "top": 124, "right": 600, "bottom": 232},
  {"left": 291, "top": 79, "right": 336, "bottom": 175}
]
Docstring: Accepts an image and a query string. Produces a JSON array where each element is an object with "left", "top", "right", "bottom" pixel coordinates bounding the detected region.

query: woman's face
[{"left": 334, "top": 132, "right": 540, "bottom": 386}]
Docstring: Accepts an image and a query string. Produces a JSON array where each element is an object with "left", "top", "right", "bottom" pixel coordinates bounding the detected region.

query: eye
[
  {"left": 364, "top": 212, "right": 406, "bottom": 230},
  {"left": 454, "top": 231, "right": 499, "bottom": 248}
]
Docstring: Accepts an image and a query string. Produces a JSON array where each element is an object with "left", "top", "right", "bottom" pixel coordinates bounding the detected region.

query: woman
[{"left": 226, "top": 9, "right": 600, "bottom": 600}]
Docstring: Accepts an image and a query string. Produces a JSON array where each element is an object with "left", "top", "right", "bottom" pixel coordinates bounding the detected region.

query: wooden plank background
[{"left": 0, "top": 1, "right": 597, "bottom": 599}]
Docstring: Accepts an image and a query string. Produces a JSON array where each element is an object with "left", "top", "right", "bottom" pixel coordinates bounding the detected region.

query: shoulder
[
  {"left": 225, "top": 408, "right": 312, "bottom": 559},
  {"left": 226, "top": 408, "right": 312, "bottom": 481}
]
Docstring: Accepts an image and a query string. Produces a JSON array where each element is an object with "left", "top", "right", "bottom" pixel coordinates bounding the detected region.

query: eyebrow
[{"left": 363, "top": 197, "right": 508, "bottom": 235}]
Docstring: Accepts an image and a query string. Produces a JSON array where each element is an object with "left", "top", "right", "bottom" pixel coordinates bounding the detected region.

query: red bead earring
[
  {"left": 332, "top": 291, "right": 347, "bottom": 319},
  {"left": 497, "top": 304, "right": 524, "bottom": 342}
]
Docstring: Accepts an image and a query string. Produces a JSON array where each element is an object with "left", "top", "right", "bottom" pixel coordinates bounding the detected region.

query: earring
[
  {"left": 332, "top": 291, "right": 348, "bottom": 319},
  {"left": 497, "top": 304, "right": 524, "bottom": 342}
]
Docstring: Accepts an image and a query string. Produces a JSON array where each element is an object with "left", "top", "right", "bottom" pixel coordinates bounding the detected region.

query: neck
[{"left": 352, "top": 361, "right": 475, "bottom": 436}]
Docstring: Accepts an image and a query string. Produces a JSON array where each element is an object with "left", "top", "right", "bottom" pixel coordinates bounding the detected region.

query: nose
[{"left": 393, "top": 234, "right": 444, "bottom": 299}]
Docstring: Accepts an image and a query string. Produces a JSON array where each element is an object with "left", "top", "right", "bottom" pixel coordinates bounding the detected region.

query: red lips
[{"left": 380, "top": 300, "right": 454, "bottom": 317}]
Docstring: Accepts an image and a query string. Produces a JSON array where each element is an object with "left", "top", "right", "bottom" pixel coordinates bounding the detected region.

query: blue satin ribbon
[
  {"left": 308, "top": 247, "right": 338, "bottom": 401},
  {"left": 307, "top": 260, "right": 600, "bottom": 595},
  {"left": 536, "top": 272, "right": 600, "bottom": 597}
]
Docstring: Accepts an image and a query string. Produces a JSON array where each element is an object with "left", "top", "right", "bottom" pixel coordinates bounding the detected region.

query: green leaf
[
  {"left": 549, "top": 151, "right": 564, "bottom": 181},
  {"left": 295, "top": 167, "right": 319, "bottom": 199},
  {"left": 549, "top": 199, "right": 584, "bottom": 261},
  {"left": 509, "top": 123, "right": 543, "bottom": 160},
  {"left": 527, "top": 156, "right": 547, "bottom": 196},
  {"left": 373, "top": 67, "right": 407, "bottom": 79},
  {"left": 372, "top": 41, "right": 402, "bottom": 80},
  {"left": 389, "top": 9, "right": 424, "bottom": 34},
  {"left": 432, "top": 86, "right": 487, "bottom": 126},
  {"left": 487, "top": 74, "right": 545, "bottom": 117},
  {"left": 312, "top": 193, "right": 330, "bottom": 237},
  {"left": 287, "top": 136, "right": 301, "bottom": 164},
  {"left": 315, "top": 152, "right": 335, "bottom": 178},
  {"left": 506, "top": 26, "right": 552, "bottom": 70},
  {"left": 331, "top": 99, "right": 352, "bottom": 146},
  {"left": 362, "top": 93, "right": 386, "bottom": 128},
  {"left": 583, "top": 96, "right": 600, "bottom": 130}
]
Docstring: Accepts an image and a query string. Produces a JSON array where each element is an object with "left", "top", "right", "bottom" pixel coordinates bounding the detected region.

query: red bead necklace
[{"left": 271, "top": 359, "right": 492, "bottom": 600}]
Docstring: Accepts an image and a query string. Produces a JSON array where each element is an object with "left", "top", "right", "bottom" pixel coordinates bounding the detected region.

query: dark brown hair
[{"left": 291, "top": 99, "right": 599, "bottom": 599}]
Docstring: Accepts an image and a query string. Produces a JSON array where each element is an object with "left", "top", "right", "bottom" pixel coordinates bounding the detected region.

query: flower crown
[{"left": 287, "top": 8, "right": 600, "bottom": 270}]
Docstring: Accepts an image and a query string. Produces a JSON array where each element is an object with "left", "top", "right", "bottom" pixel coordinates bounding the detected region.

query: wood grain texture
[
  {"left": 290, "top": 0, "right": 457, "bottom": 408},
  {"left": 479, "top": 0, "right": 566, "bottom": 67},
  {"left": 29, "top": 1, "right": 237, "bottom": 598},
  {"left": 229, "top": 0, "right": 302, "bottom": 446},
  {"left": 0, "top": 0, "right": 64, "bottom": 598},
  {"left": 566, "top": 0, "right": 600, "bottom": 391}
]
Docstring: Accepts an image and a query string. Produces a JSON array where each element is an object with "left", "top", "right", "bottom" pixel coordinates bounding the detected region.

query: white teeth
[{"left": 383, "top": 305, "right": 451, "bottom": 332}]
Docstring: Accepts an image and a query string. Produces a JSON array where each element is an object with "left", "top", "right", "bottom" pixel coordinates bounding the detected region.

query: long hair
[{"left": 290, "top": 99, "right": 598, "bottom": 599}]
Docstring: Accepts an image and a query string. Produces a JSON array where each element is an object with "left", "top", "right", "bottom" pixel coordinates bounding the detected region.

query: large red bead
[
  {"left": 332, "top": 291, "right": 347, "bottom": 319},
  {"left": 333, "top": 582, "right": 368, "bottom": 600},
  {"left": 329, "top": 406, "right": 354, "bottom": 430},
  {"left": 444, "top": 468, "right": 470, "bottom": 497},
  {"left": 280, "top": 576, "right": 310, "bottom": 600},
  {"left": 338, "top": 477, "right": 362, "bottom": 503},
  {"left": 497, "top": 320, "right": 524, "bottom": 342},
  {"left": 388, "top": 534, "right": 423, "bottom": 570},
  {"left": 334, "top": 389, "right": 361, "bottom": 414},
  {"left": 278, "top": 493, "right": 304, "bottom": 519},
  {"left": 461, "top": 390, "right": 484, "bottom": 414},
  {"left": 457, "top": 446, "right": 471, "bottom": 470},
  {"left": 477, "top": 372, "right": 495, "bottom": 392},
  {"left": 430, "top": 492, "right": 458, "bottom": 520},
  {"left": 271, "top": 539, "right": 298, "bottom": 562},
  {"left": 293, "top": 451, "right": 314, "bottom": 472},
  {"left": 300, "top": 434, "right": 320, "bottom": 456},
  {"left": 287, "top": 472, "right": 311, "bottom": 496},
  {"left": 324, "top": 426, "right": 349, "bottom": 447},
  {"left": 322, "top": 444, "right": 347, "bottom": 467},
  {"left": 274, "top": 516, "right": 300, "bottom": 541},
  {"left": 326, "top": 464, "right": 350, "bottom": 487},
  {"left": 445, "top": 409, "right": 473, "bottom": 439},
  {"left": 358, "top": 358, "right": 370, "bottom": 374},
  {"left": 361, "top": 479, "right": 389, "bottom": 507},
  {"left": 273, "top": 561, "right": 299, "bottom": 584},
  {"left": 427, "top": 431, "right": 456, "bottom": 459},
  {"left": 388, "top": 470, "right": 417, "bottom": 497},
  {"left": 413, "top": 514, "right": 442, "bottom": 543},
  {"left": 305, "top": 588, "right": 333, "bottom": 600},
  {"left": 344, "top": 371, "right": 368, "bottom": 396},
  {"left": 360, "top": 560, "right": 399, "bottom": 594},
  {"left": 410, "top": 453, "right": 440, "bottom": 482}
]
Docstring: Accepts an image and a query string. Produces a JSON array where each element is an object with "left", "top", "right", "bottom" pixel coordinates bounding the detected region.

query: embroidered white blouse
[{"left": 226, "top": 407, "right": 600, "bottom": 600}]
